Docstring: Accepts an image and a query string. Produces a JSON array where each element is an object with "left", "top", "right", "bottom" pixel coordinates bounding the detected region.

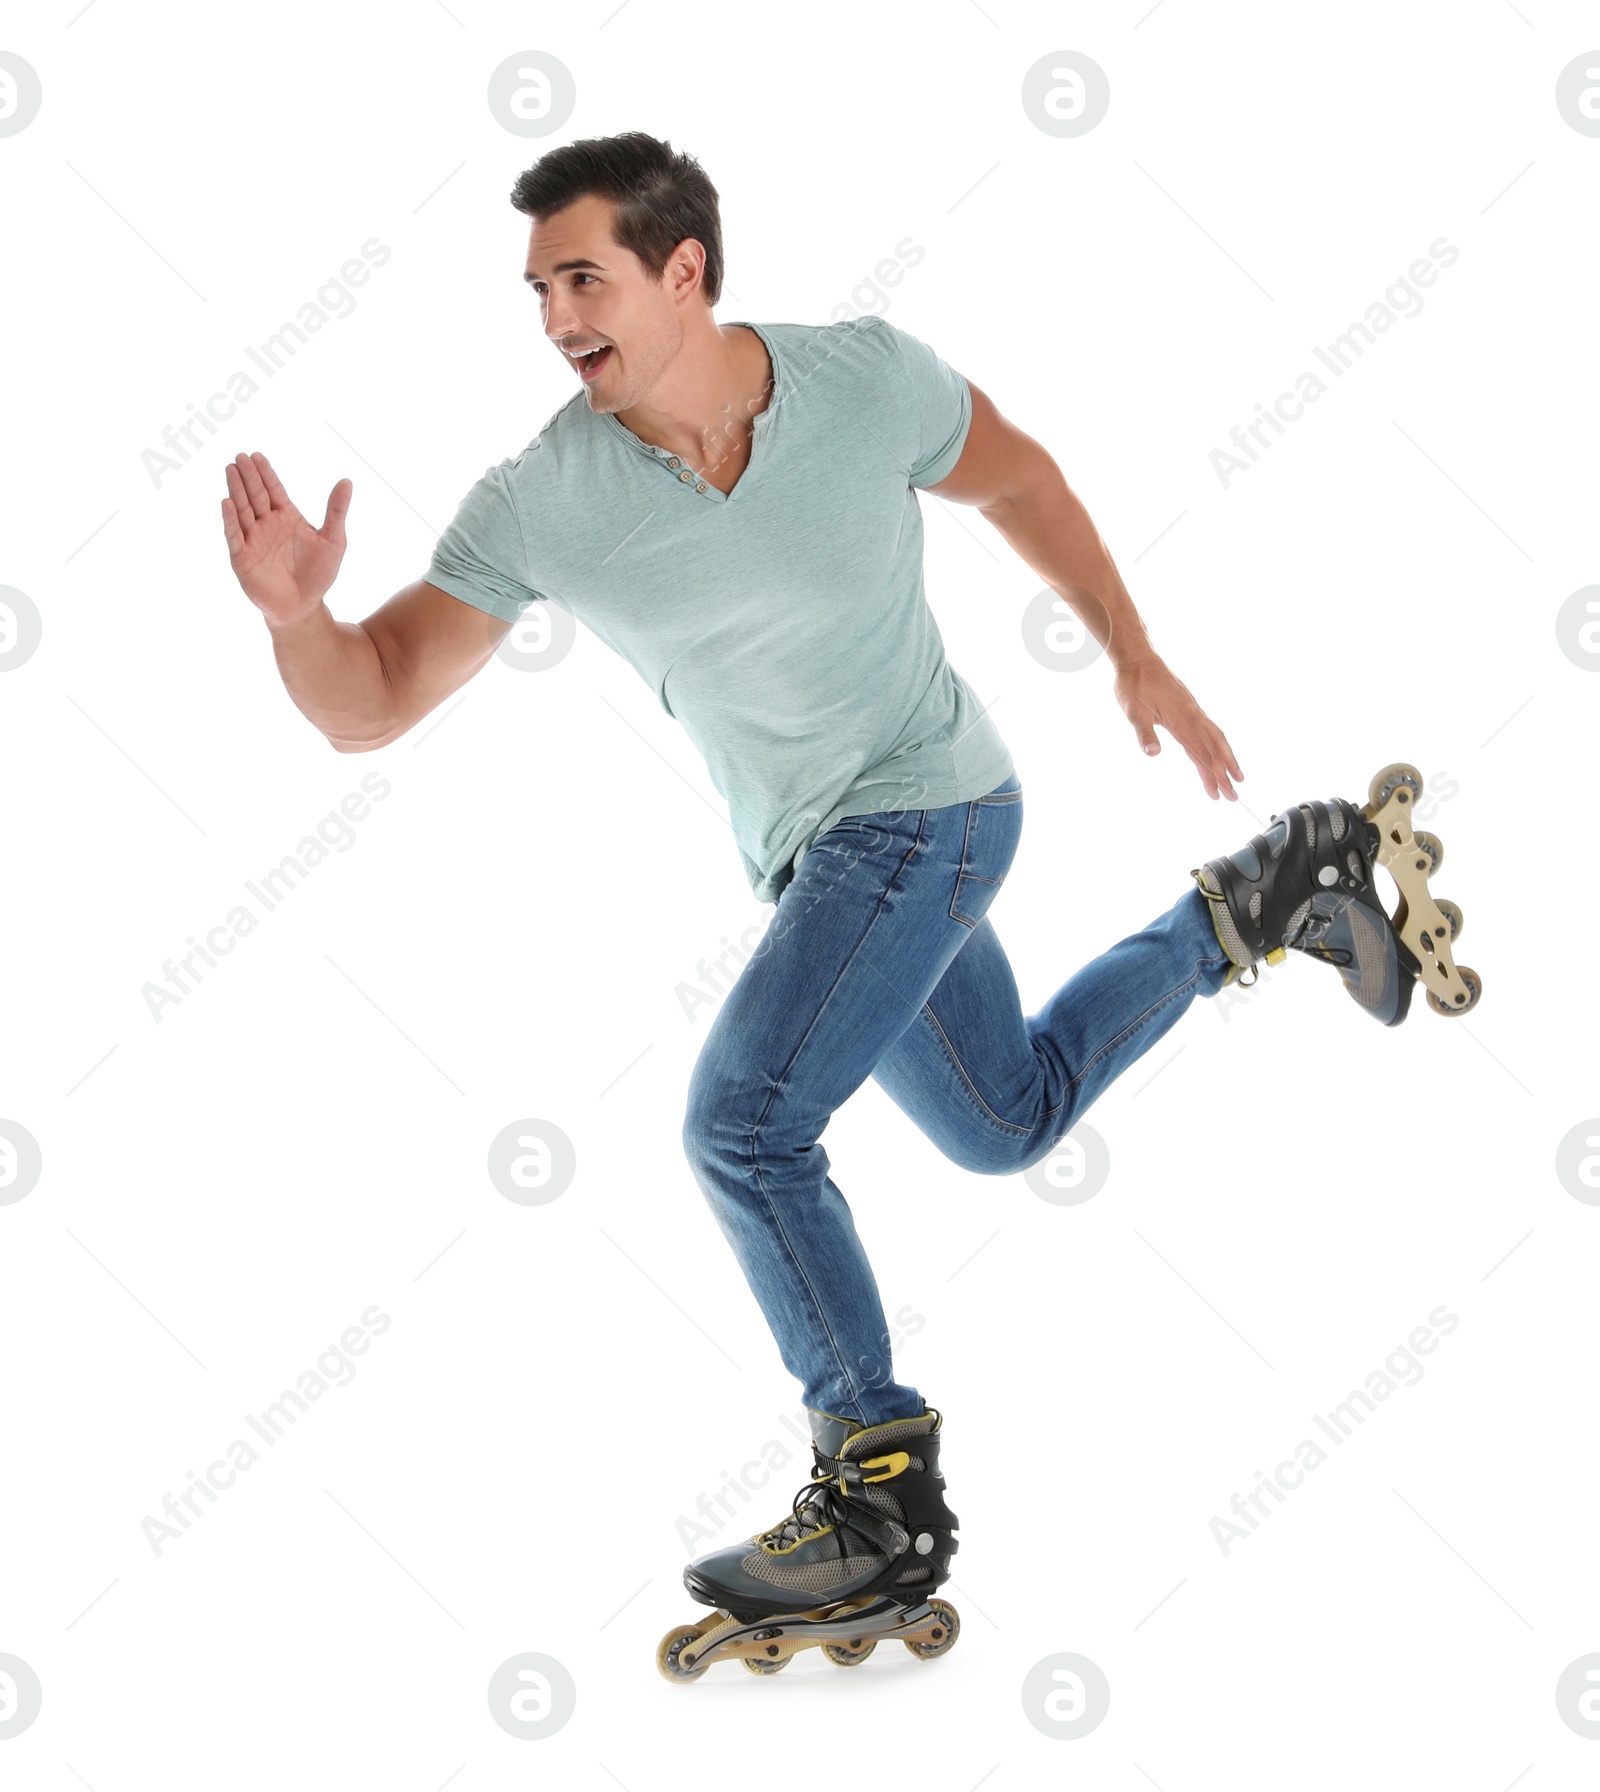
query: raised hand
[
  {"left": 221, "top": 452, "right": 352, "bottom": 628},
  {"left": 1113, "top": 655, "right": 1243, "bottom": 800}
]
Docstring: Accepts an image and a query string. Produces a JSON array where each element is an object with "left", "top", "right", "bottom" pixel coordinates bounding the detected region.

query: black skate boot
[
  {"left": 1191, "top": 762, "right": 1481, "bottom": 1024},
  {"left": 656, "top": 1406, "right": 961, "bottom": 1681}
]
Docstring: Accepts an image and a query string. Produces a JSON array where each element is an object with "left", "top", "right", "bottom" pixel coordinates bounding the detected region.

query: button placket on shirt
[{"left": 654, "top": 450, "right": 712, "bottom": 499}]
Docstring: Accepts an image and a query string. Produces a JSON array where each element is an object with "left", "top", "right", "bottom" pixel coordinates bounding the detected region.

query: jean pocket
[
  {"left": 949, "top": 787, "right": 1022, "bottom": 927},
  {"left": 950, "top": 871, "right": 1002, "bottom": 929}
]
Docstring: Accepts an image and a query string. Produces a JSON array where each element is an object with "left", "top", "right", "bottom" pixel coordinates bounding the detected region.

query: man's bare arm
[
  {"left": 267, "top": 579, "right": 512, "bottom": 751},
  {"left": 222, "top": 451, "right": 511, "bottom": 751},
  {"left": 926, "top": 383, "right": 1243, "bottom": 800},
  {"left": 927, "top": 383, "right": 1154, "bottom": 669}
]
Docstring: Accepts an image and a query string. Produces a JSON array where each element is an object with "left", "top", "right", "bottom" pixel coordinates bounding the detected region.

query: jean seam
[
  {"left": 740, "top": 806, "right": 932, "bottom": 1418},
  {"left": 915, "top": 1001, "right": 1053, "bottom": 1139},
  {"left": 1067, "top": 961, "right": 1208, "bottom": 1095}
]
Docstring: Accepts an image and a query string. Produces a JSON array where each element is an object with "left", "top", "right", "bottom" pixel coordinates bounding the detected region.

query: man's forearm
[
  {"left": 980, "top": 458, "right": 1157, "bottom": 670},
  {"left": 267, "top": 601, "right": 395, "bottom": 750}
]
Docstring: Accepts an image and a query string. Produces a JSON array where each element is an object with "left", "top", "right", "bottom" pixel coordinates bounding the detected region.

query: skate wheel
[
  {"left": 741, "top": 1652, "right": 790, "bottom": 1674},
  {"left": 822, "top": 1638, "right": 878, "bottom": 1667},
  {"left": 1427, "top": 965, "right": 1481, "bottom": 1017},
  {"left": 1434, "top": 898, "right": 1463, "bottom": 942},
  {"left": 656, "top": 1623, "right": 716, "bottom": 1683},
  {"left": 1411, "top": 830, "right": 1443, "bottom": 875},
  {"left": 904, "top": 1597, "right": 961, "bottom": 1661},
  {"left": 1368, "top": 761, "right": 1424, "bottom": 811}
]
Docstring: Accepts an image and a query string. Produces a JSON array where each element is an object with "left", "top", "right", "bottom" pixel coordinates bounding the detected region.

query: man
[{"left": 221, "top": 132, "right": 1474, "bottom": 1680}]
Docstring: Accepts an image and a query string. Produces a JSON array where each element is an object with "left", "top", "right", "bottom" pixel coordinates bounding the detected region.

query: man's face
[{"left": 524, "top": 194, "right": 686, "bottom": 414}]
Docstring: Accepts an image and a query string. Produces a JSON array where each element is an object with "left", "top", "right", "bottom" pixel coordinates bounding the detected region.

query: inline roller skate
[
  {"left": 1191, "top": 761, "right": 1481, "bottom": 1025},
  {"left": 656, "top": 1405, "right": 960, "bottom": 1682}
]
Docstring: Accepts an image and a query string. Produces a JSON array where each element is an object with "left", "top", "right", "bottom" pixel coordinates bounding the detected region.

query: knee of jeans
[
  {"left": 686, "top": 1070, "right": 828, "bottom": 1189},
  {"left": 1014, "top": 1131, "right": 1065, "bottom": 1175},
  {"left": 922, "top": 1120, "right": 1046, "bottom": 1178},
  {"left": 682, "top": 1066, "right": 772, "bottom": 1173},
  {"left": 982, "top": 1132, "right": 1058, "bottom": 1177},
  {"left": 680, "top": 1074, "right": 720, "bottom": 1170}
]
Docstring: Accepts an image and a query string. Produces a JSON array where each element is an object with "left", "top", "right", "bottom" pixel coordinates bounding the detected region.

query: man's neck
[{"left": 615, "top": 324, "right": 773, "bottom": 477}]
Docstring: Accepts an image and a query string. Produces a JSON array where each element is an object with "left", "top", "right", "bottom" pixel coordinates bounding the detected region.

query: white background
[{"left": 1, "top": 1, "right": 1595, "bottom": 1786}]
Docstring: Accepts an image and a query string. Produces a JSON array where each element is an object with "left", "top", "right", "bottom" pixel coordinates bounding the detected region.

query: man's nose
[{"left": 543, "top": 294, "right": 578, "bottom": 344}]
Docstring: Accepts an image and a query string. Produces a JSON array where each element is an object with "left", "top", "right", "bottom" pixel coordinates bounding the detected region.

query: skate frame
[
  {"left": 677, "top": 1594, "right": 948, "bottom": 1672},
  {"left": 1362, "top": 784, "right": 1474, "bottom": 1014}
]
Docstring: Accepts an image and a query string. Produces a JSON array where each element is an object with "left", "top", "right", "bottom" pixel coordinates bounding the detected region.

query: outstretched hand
[
  {"left": 1113, "top": 656, "right": 1243, "bottom": 800},
  {"left": 221, "top": 451, "right": 352, "bottom": 629}
]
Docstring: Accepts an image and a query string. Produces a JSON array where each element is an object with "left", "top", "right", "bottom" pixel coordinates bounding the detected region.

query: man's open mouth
[{"left": 571, "top": 345, "right": 613, "bottom": 380}]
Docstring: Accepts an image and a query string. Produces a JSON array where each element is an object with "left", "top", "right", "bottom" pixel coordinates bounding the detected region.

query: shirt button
[
  {"left": 666, "top": 456, "right": 681, "bottom": 469},
  {"left": 695, "top": 481, "right": 707, "bottom": 493},
  {"left": 679, "top": 470, "right": 693, "bottom": 482}
]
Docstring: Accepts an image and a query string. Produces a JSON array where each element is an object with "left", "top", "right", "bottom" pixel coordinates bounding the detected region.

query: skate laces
[
  {"left": 758, "top": 1472, "right": 850, "bottom": 1553},
  {"left": 757, "top": 1451, "right": 899, "bottom": 1555}
]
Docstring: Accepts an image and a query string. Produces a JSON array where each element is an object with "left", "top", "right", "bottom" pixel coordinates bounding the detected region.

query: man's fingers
[
  {"left": 1212, "top": 728, "right": 1242, "bottom": 794},
  {"left": 1193, "top": 733, "right": 1221, "bottom": 796},
  {"left": 1189, "top": 712, "right": 1242, "bottom": 797},
  {"left": 1202, "top": 717, "right": 1243, "bottom": 783},
  {"left": 224, "top": 461, "right": 261, "bottom": 529},
  {"left": 226, "top": 458, "right": 259, "bottom": 523},
  {"left": 320, "top": 476, "right": 352, "bottom": 542},
  {"left": 254, "top": 453, "right": 292, "bottom": 510},
  {"left": 1184, "top": 722, "right": 1236, "bottom": 801},
  {"left": 1197, "top": 730, "right": 1235, "bottom": 800},
  {"left": 234, "top": 452, "right": 271, "bottom": 518},
  {"left": 1135, "top": 686, "right": 1242, "bottom": 798}
]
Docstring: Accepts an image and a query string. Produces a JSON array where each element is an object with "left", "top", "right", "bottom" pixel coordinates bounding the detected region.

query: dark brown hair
[{"left": 509, "top": 131, "right": 724, "bottom": 306}]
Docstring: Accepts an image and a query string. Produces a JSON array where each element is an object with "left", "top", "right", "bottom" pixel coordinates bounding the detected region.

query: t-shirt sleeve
[
  {"left": 425, "top": 456, "right": 546, "bottom": 622},
  {"left": 877, "top": 318, "right": 972, "bottom": 488}
]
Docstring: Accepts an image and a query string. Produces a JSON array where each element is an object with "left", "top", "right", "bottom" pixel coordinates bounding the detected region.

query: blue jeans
[{"left": 681, "top": 773, "right": 1233, "bottom": 1426}]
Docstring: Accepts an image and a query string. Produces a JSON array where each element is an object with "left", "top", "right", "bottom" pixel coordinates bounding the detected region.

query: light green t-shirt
[{"left": 425, "top": 313, "right": 1015, "bottom": 903}]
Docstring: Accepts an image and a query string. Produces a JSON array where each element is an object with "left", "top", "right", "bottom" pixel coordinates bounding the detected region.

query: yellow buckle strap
[{"left": 860, "top": 1450, "right": 911, "bottom": 1483}]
